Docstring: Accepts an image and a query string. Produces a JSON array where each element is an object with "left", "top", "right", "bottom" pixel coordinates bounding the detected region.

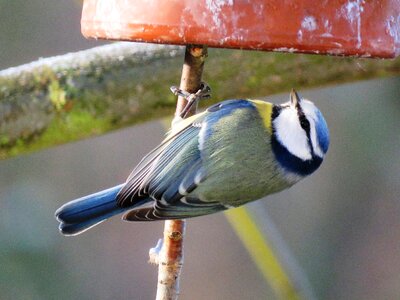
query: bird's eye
[{"left": 300, "top": 118, "right": 310, "bottom": 131}]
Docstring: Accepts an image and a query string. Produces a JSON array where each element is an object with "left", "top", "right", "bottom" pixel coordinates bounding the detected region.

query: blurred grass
[
  {"left": 1, "top": 48, "right": 400, "bottom": 159},
  {"left": 225, "top": 207, "right": 303, "bottom": 300}
]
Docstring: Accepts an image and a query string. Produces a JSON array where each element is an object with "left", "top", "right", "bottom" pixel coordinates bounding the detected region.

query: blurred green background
[{"left": 1, "top": 1, "right": 400, "bottom": 299}]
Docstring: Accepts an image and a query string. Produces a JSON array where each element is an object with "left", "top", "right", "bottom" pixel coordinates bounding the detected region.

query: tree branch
[
  {"left": 0, "top": 42, "right": 183, "bottom": 148},
  {"left": 155, "top": 45, "right": 207, "bottom": 300}
]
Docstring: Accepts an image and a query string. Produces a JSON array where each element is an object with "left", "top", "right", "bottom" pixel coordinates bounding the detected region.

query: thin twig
[{"left": 154, "top": 45, "right": 207, "bottom": 300}]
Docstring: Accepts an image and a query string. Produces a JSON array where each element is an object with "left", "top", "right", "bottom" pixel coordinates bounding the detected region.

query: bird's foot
[{"left": 170, "top": 82, "right": 211, "bottom": 119}]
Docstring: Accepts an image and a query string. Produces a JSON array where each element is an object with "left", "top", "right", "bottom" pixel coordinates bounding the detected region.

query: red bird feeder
[{"left": 82, "top": 0, "right": 400, "bottom": 58}]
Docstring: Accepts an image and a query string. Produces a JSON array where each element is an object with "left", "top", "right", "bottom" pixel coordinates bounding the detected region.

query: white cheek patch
[
  {"left": 309, "top": 119, "right": 324, "bottom": 158},
  {"left": 274, "top": 106, "right": 312, "bottom": 161},
  {"left": 300, "top": 100, "right": 324, "bottom": 158}
]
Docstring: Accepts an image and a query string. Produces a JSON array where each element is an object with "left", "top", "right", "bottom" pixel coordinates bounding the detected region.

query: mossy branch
[
  {"left": 1, "top": 42, "right": 400, "bottom": 159},
  {"left": 0, "top": 42, "right": 184, "bottom": 155}
]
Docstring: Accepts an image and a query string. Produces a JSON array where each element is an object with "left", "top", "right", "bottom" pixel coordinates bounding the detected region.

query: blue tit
[{"left": 56, "top": 89, "right": 329, "bottom": 236}]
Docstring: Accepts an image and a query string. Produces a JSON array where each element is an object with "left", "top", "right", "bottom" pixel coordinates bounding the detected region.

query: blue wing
[
  {"left": 117, "top": 113, "right": 205, "bottom": 207},
  {"left": 119, "top": 99, "right": 256, "bottom": 221}
]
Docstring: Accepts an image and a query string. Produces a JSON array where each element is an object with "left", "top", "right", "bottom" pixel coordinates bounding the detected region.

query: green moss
[
  {"left": 0, "top": 135, "right": 10, "bottom": 146},
  {"left": 1, "top": 110, "right": 112, "bottom": 158},
  {"left": 48, "top": 80, "right": 66, "bottom": 111}
]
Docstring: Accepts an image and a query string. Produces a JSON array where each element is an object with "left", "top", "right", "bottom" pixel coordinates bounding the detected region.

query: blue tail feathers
[{"left": 56, "top": 184, "right": 127, "bottom": 236}]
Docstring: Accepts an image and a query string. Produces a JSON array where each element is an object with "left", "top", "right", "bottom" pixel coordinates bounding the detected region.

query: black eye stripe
[
  {"left": 296, "top": 104, "right": 311, "bottom": 132},
  {"left": 296, "top": 106, "right": 315, "bottom": 156},
  {"left": 299, "top": 116, "right": 310, "bottom": 131}
]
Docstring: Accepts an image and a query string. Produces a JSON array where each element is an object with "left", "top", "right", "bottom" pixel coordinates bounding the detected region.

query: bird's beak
[{"left": 290, "top": 89, "right": 301, "bottom": 107}]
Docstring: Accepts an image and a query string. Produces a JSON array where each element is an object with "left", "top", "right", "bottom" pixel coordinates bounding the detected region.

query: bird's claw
[{"left": 170, "top": 82, "right": 211, "bottom": 118}]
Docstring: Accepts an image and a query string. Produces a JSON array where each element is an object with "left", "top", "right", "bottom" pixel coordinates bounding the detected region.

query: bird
[{"left": 55, "top": 89, "right": 329, "bottom": 236}]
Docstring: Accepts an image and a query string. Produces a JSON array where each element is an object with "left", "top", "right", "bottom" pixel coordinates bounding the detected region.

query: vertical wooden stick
[
  {"left": 174, "top": 45, "right": 208, "bottom": 119},
  {"left": 155, "top": 45, "right": 207, "bottom": 300}
]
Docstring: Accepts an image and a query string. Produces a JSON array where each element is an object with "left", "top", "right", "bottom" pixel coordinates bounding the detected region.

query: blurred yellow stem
[{"left": 225, "top": 207, "right": 302, "bottom": 300}]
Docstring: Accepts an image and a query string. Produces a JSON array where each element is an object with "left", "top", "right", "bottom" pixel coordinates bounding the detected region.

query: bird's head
[{"left": 271, "top": 89, "right": 329, "bottom": 177}]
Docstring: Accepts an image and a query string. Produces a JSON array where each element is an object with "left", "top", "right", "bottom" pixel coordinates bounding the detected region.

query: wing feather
[
  {"left": 117, "top": 112, "right": 206, "bottom": 207},
  {"left": 123, "top": 199, "right": 226, "bottom": 221}
]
